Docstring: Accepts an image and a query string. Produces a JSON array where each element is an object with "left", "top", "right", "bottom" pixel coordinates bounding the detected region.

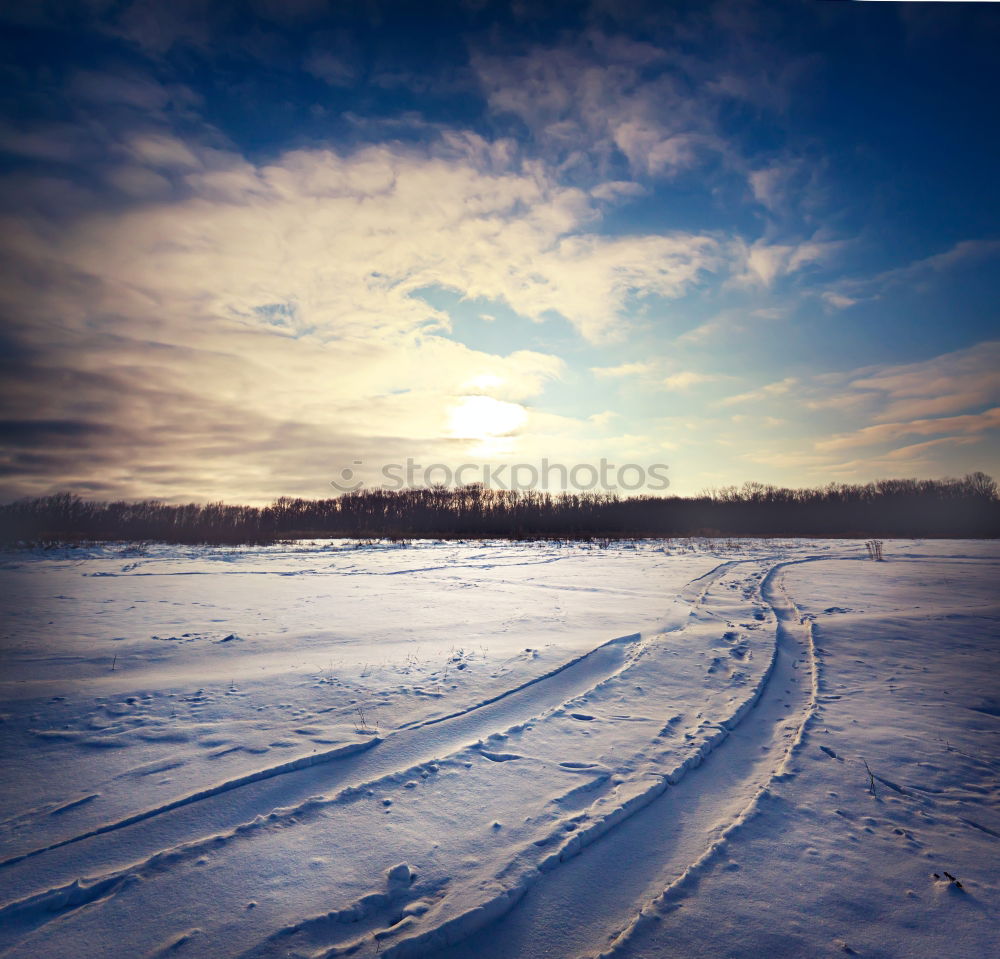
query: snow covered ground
[{"left": 0, "top": 539, "right": 996, "bottom": 958}]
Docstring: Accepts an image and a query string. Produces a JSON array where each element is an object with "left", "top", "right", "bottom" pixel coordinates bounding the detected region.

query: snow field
[{"left": 0, "top": 539, "right": 995, "bottom": 958}]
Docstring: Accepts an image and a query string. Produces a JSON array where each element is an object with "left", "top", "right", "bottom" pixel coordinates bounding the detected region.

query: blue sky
[{"left": 0, "top": 0, "right": 997, "bottom": 501}]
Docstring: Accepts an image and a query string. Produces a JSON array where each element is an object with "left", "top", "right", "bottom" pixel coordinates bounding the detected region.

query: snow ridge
[
  {"left": 0, "top": 737, "right": 381, "bottom": 870},
  {"left": 589, "top": 561, "right": 820, "bottom": 958}
]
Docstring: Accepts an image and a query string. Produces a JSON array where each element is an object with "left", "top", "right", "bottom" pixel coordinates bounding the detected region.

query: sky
[{"left": 0, "top": 0, "right": 998, "bottom": 503}]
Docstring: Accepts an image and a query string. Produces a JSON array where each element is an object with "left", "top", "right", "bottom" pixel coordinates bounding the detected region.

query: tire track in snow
[
  {"left": 585, "top": 560, "right": 820, "bottom": 958},
  {"left": 0, "top": 628, "right": 647, "bottom": 871},
  {"left": 267, "top": 559, "right": 788, "bottom": 959},
  {"left": 0, "top": 555, "right": 793, "bottom": 959},
  {"left": 0, "top": 625, "right": 658, "bottom": 927},
  {"left": 398, "top": 629, "right": 648, "bottom": 732},
  {"left": 423, "top": 557, "right": 820, "bottom": 959},
  {"left": 0, "top": 739, "right": 382, "bottom": 870}
]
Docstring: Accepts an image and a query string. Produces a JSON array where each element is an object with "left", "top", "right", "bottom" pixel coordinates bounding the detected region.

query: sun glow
[{"left": 448, "top": 395, "right": 528, "bottom": 444}]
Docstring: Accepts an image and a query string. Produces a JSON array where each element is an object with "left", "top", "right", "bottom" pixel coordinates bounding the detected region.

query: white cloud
[
  {"left": 125, "top": 133, "right": 202, "bottom": 170},
  {"left": 733, "top": 237, "right": 842, "bottom": 288},
  {"left": 662, "top": 371, "right": 717, "bottom": 391},
  {"left": 821, "top": 291, "right": 857, "bottom": 310},
  {"left": 591, "top": 361, "right": 657, "bottom": 379},
  {"left": 816, "top": 408, "right": 1000, "bottom": 453},
  {"left": 589, "top": 411, "right": 619, "bottom": 429},
  {"left": 713, "top": 343, "right": 1000, "bottom": 473},
  {"left": 0, "top": 137, "right": 724, "bottom": 500},
  {"left": 748, "top": 164, "right": 788, "bottom": 211},
  {"left": 718, "top": 377, "right": 798, "bottom": 407},
  {"left": 882, "top": 435, "right": 981, "bottom": 461},
  {"left": 471, "top": 33, "right": 723, "bottom": 181},
  {"left": 848, "top": 341, "right": 1000, "bottom": 422},
  {"left": 589, "top": 181, "right": 647, "bottom": 202},
  {"left": 46, "top": 143, "right": 720, "bottom": 346}
]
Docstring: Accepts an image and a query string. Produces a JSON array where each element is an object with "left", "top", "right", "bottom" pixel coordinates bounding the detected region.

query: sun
[{"left": 448, "top": 395, "right": 528, "bottom": 445}]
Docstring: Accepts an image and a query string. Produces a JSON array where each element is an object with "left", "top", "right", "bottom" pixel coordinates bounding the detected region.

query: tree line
[{"left": 0, "top": 473, "right": 997, "bottom": 545}]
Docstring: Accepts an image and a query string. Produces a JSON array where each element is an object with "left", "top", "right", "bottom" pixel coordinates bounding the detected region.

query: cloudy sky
[{"left": 0, "top": 0, "right": 997, "bottom": 502}]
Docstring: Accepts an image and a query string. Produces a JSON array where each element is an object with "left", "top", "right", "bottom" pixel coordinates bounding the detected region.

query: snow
[{"left": 0, "top": 539, "right": 996, "bottom": 958}]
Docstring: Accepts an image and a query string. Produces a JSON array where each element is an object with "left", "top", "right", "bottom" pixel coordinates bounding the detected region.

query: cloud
[
  {"left": 125, "top": 132, "right": 202, "bottom": 170},
  {"left": 821, "top": 291, "right": 857, "bottom": 310},
  {"left": 591, "top": 361, "right": 657, "bottom": 379},
  {"left": 815, "top": 408, "right": 1000, "bottom": 453},
  {"left": 824, "top": 239, "right": 1000, "bottom": 308},
  {"left": 746, "top": 155, "right": 829, "bottom": 223},
  {"left": 881, "top": 435, "right": 982, "bottom": 461},
  {"left": 871, "top": 239, "right": 1000, "bottom": 287},
  {"left": 471, "top": 32, "right": 724, "bottom": 181},
  {"left": 589, "top": 362, "right": 724, "bottom": 391},
  {"left": 662, "top": 371, "right": 717, "bottom": 391},
  {"left": 733, "top": 237, "right": 842, "bottom": 288},
  {"left": 1, "top": 7, "right": 994, "bottom": 501},
  {"left": 847, "top": 341, "right": 1000, "bottom": 422},
  {"left": 0, "top": 136, "right": 724, "bottom": 500},
  {"left": 589, "top": 181, "right": 646, "bottom": 202},
  {"left": 588, "top": 411, "right": 619, "bottom": 429},
  {"left": 714, "top": 343, "right": 999, "bottom": 473},
  {"left": 676, "top": 310, "right": 748, "bottom": 345},
  {"left": 70, "top": 69, "right": 177, "bottom": 111},
  {"left": 304, "top": 50, "right": 357, "bottom": 87},
  {"left": 748, "top": 164, "right": 788, "bottom": 212},
  {"left": 718, "top": 377, "right": 798, "bottom": 407},
  {"left": 21, "top": 140, "right": 720, "bottom": 344}
]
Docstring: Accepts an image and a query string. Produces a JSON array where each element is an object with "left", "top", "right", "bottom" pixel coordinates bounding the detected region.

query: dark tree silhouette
[{"left": 1, "top": 474, "right": 997, "bottom": 545}]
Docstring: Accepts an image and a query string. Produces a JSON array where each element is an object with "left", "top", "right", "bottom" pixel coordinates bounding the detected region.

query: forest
[{"left": 1, "top": 474, "right": 997, "bottom": 545}]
